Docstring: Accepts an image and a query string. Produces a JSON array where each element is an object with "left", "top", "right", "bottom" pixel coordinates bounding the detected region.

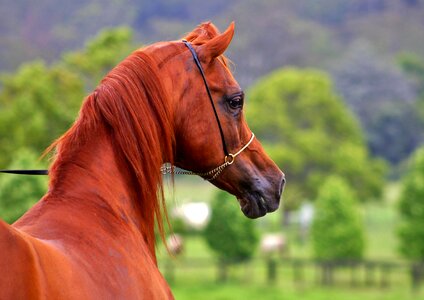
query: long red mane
[
  {"left": 46, "top": 51, "right": 174, "bottom": 252},
  {"left": 44, "top": 22, "right": 228, "bottom": 254}
]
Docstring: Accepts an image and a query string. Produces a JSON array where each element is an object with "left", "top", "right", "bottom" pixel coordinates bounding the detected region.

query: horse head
[{"left": 153, "top": 22, "right": 285, "bottom": 218}]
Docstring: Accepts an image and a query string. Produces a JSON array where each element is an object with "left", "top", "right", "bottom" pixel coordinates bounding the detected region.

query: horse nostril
[{"left": 278, "top": 175, "right": 286, "bottom": 199}]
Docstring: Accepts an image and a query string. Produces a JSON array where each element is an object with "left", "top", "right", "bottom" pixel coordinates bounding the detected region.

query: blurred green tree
[
  {"left": 0, "top": 62, "right": 84, "bottom": 167},
  {"left": 204, "top": 190, "right": 259, "bottom": 281},
  {"left": 246, "top": 68, "right": 385, "bottom": 215},
  {"left": 0, "top": 148, "right": 48, "bottom": 224},
  {"left": 0, "top": 27, "right": 135, "bottom": 168},
  {"left": 311, "top": 176, "right": 365, "bottom": 260},
  {"left": 63, "top": 26, "right": 134, "bottom": 91},
  {"left": 398, "top": 52, "right": 424, "bottom": 121},
  {"left": 398, "top": 147, "right": 424, "bottom": 260},
  {"left": 169, "top": 214, "right": 189, "bottom": 236},
  {"left": 333, "top": 43, "right": 420, "bottom": 165}
]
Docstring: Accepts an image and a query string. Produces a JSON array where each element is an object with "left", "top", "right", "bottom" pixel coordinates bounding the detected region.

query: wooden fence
[{"left": 161, "top": 257, "right": 424, "bottom": 291}]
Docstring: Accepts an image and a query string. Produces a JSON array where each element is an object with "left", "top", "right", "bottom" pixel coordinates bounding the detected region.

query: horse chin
[{"left": 237, "top": 193, "right": 277, "bottom": 219}]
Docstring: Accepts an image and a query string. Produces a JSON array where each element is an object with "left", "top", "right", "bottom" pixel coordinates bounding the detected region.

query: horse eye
[{"left": 228, "top": 96, "right": 243, "bottom": 109}]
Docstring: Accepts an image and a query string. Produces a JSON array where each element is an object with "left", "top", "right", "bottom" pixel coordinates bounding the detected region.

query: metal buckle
[{"left": 225, "top": 154, "right": 235, "bottom": 165}]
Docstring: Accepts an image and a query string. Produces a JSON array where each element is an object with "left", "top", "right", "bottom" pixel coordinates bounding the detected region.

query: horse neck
[
  {"left": 48, "top": 125, "right": 143, "bottom": 227},
  {"left": 46, "top": 119, "right": 165, "bottom": 259},
  {"left": 17, "top": 50, "right": 174, "bottom": 259}
]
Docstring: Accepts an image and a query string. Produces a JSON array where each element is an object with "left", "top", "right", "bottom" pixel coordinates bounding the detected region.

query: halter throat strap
[{"left": 182, "top": 40, "right": 229, "bottom": 157}]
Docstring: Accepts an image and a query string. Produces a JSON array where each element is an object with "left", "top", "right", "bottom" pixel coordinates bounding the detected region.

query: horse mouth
[{"left": 237, "top": 192, "right": 278, "bottom": 219}]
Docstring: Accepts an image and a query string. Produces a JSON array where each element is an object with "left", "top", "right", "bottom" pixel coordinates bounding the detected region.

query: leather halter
[
  {"left": 0, "top": 40, "right": 255, "bottom": 180},
  {"left": 160, "top": 40, "right": 255, "bottom": 181},
  {"left": 182, "top": 40, "right": 230, "bottom": 157}
]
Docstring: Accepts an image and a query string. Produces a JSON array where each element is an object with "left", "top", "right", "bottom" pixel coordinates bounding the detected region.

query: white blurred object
[
  {"left": 173, "top": 202, "right": 210, "bottom": 230},
  {"left": 299, "top": 202, "right": 314, "bottom": 227},
  {"left": 260, "top": 233, "right": 287, "bottom": 257},
  {"left": 298, "top": 202, "right": 314, "bottom": 243},
  {"left": 167, "top": 234, "right": 184, "bottom": 256}
]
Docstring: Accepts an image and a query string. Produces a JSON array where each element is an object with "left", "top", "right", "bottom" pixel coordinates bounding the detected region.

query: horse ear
[{"left": 198, "top": 22, "right": 235, "bottom": 64}]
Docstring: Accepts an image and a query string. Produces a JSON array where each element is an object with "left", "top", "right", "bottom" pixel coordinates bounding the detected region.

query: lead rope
[{"left": 0, "top": 169, "right": 48, "bottom": 175}]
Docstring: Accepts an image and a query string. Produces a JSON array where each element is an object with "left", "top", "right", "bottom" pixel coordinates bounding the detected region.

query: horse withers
[{"left": 0, "top": 22, "right": 285, "bottom": 299}]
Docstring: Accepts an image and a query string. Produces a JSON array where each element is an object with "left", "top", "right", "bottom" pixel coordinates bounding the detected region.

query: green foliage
[
  {"left": 63, "top": 27, "right": 134, "bottom": 90},
  {"left": 398, "top": 52, "right": 424, "bottom": 96},
  {"left": 0, "top": 61, "right": 84, "bottom": 167},
  {"left": 397, "top": 147, "right": 424, "bottom": 260},
  {"left": 246, "top": 68, "right": 385, "bottom": 209},
  {"left": 311, "top": 176, "right": 365, "bottom": 260},
  {"left": 0, "top": 27, "right": 135, "bottom": 168},
  {"left": 170, "top": 215, "right": 189, "bottom": 236},
  {"left": 0, "top": 149, "right": 48, "bottom": 224},
  {"left": 398, "top": 52, "right": 424, "bottom": 121},
  {"left": 204, "top": 190, "right": 259, "bottom": 263},
  {"left": 333, "top": 44, "right": 419, "bottom": 165}
]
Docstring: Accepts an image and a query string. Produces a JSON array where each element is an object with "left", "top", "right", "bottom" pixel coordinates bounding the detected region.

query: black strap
[
  {"left": 0, "top": 169, "right": 48, "bottom": 175},
  {"left": 182, "top": 40, "right": 229, "bottom": 157}
]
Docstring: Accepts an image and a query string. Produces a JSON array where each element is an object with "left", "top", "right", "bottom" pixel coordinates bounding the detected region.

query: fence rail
[{"left": 160, "top": 257, "right": 424, "bottom": 291}]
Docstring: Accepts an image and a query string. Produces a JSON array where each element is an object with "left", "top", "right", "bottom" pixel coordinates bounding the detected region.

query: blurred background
[{"left": 1, "top": 0, "right": 424, "bottom": 299}]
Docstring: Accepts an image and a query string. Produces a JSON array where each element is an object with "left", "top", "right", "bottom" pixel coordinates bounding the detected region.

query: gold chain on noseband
[{"left": 161, "top": 132, "right": 255, "bottom": 181}]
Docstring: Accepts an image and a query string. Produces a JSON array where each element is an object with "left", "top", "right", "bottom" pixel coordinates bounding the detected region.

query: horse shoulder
[{"left": 0, "top": 220, "right": 43, "bottom": 299}]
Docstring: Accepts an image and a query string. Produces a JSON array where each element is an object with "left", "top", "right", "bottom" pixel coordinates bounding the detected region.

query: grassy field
[
  {"left": 171, "top": 283, "right": 422, "bottom": 300},
  {"left": 158, "top": 236, "right": 423, "bottom": 300},
  {"left": 159, "top": 177, "right": 424, "bottom": 299}
]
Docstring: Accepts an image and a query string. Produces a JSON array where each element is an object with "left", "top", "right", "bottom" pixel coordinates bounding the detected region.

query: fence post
[
  {"left": 217, "top": 260, "right": 228, "bottom": 283},
  {"left": 320, "top": 261, "right": 334, "bottom": 286},
  {"left": 266, "top": 258, "right": 277, "bottom": 284},
  {"left": 329, "top": 261, "right": 334, "bottom": 285},
  {"left": 365, "top": 262, "right": 376, "bottom": 287},
  {"left": 293, "top": 259, "right": 304, "bottom": 285},
  {"left": 350, "top": 261, "right": 358, "bottom": 287},
  {"left": 411, "top": 262, "right": 423, "bottom": 291},
  {"left": 380, "top": 263, "right": 391, "bottom": 288}
]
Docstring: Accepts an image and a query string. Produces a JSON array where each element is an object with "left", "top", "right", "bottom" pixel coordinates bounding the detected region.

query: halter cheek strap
[
  {"left": 160, "top": 40, "right": 256, "bottom": 181},
  {"left": 182, "top": 39, "right": 229, "bottom": 157}
]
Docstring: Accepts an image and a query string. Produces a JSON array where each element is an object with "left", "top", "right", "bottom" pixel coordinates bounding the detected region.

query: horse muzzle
[{"left": 237, "top": 173, "right": 285, "bottom": 219}]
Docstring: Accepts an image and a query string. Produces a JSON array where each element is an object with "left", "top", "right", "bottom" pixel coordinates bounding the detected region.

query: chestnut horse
[{"left": 0, "top": 22, "right": 285, "bottom": 299}]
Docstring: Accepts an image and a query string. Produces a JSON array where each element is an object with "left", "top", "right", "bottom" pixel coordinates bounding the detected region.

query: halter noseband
[{"left": 160, "top": 40, "right": 255, "bottom": 181}]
